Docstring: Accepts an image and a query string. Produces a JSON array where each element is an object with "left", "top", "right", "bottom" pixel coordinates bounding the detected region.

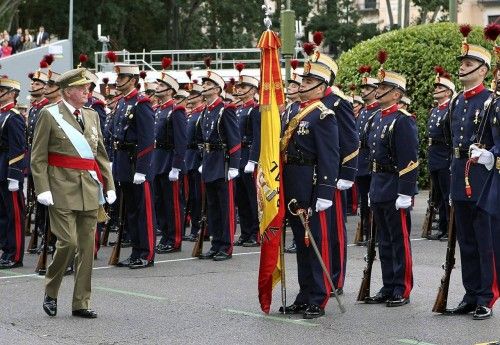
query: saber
[{"left": 288, "top": 199, "right": 346, "bottom": 313}]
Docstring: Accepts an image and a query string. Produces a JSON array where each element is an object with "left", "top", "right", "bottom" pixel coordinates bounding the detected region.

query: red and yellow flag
[{"left": 256, "top": 29, "right": 285, "bottom": 314}]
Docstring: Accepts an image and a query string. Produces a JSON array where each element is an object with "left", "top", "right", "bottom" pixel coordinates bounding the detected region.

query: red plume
[
  {"left": 290, "top": 59, "right": 299, "bottom": 70},
  {"left": 79, "top": 54, "right": 88, "bottom": 64},
  {"left": 434, "top": 65, "right": 445, "bottom": 76},
  {"left": 44, "top": 54, "right": 54, "bottom": 66},
  {"left": 105, "top": 51, "right": 117, "bottom": 63},
  {"left": 349, "top": 83, "right": 356, "bottom": 91},
  {"left": 204, "top": 56, "right": 212, "bottom": 69},
  {"left": 28, "top": 72, "right": 34, "bottom": 79},
  {"left": 313, "top": 31, "right": 324, "bottom": 46},
  {"left": 377, "top": 50, "right": 388, "bottom": 65},
  {"left": 103, "top": 77, "right": 109, "bottom": 85},
  {"left": 357, "top": 65, "right": 372, "bottom": 74},
  {"left": 484, "top": 23, "right": 500, "bottom": 42},
  {"left": 303, "top": 42, "right": 316, "bottom": 56},
  {"left": 186, "top": 70, "right": 192, "bottom": 80},
  {"left": 193, "top": 79, "right": 198, "bottom": 84},
  {"left": 443, "top": 72, "right": 452, "bottom": 79},
  {"left": 229, "top": 77, "right": 235, "bottom": 85},
  {"left": 40, "top": 60, "right": 49, "bottom": 69},
  {"left": 161, "top": 57, "right": 172, "bottom": 70},
  {"left": 139, "top": 71, "right": 147, "bottom": 80},
  {"left": 1, "top": 74, "right": 8, "bottom": 79},
  {"left": 459, "top": 24, "right": 472, "bottom": 38},
  {"left": 235, "top": 62, "right": 245, "bottom": 73}
]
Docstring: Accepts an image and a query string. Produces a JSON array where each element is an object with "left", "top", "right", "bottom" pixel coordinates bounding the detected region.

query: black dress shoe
[
  {"left": 242, "top": 239, "right": 260, "bottom": 247},
  {"left": 188, "top": 234, "right": 198, "bottom": 242},
  {"left": 278, "top": 303, "right": 308, "bottom": 314},
  {"left": 445, "top": 301, "right": 477, "bottom": 315},
  {"left": 156, "top": 244, "right": 180, "bottom": 254},
  {"left": 427, "top": 232, "right": 446, "bottom": 241},
  {"left": 473, "top": 305, "right": 493, "bottom": 320},
  {"left": 182, "top": 235, "right": 191, "bottom": 241},
  {"left": 357, "top": 240, "right": 368, "bottom": 247},
  {"left": 129, "top": 258, "right": 154, "bottom": 269},
  {"left": 213, "top": 251, "right": 232, "bottom": 261},
  {"left": 439, "top": 234, "right": 448, "bottom": 242},
  {"left": 0, "top": 260, "right": 23, "bottom": 269},
  {"left": 43, "top": 294, "right": 57, "bottom": 317},
  {"left": 72, "top": 309, "right": 98, "bottom": 318},
  {"left": 386, "top": 294, "right": 410, "bottom": 307},
  {"left": 121, "top": 240, "right": 131, "bottom": 248},
  {"left": 330, "top": 288, "right": 343, "bottom": 297},
  {"left": 116, "top": 257, "right": 132, "bottom": 267},
  {"left": 365, "top": 291, "right": 391, "bottom": 304},
  {"left": 199, "top": 249, "right": 217, "bottom": 259},
  {"left": 303, "top": 304, "right": 325, "bottom": 319},
  {"left": 284, "top": 242, "right": 297, "bottom": 254},
  {"left": 234, "top": 238, "right": 246, "bottom": 246}
]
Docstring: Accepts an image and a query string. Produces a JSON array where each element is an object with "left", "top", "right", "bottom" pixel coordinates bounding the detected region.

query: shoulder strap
[{"left": 280, "top": 101, "right": 321, "bottom": 153}]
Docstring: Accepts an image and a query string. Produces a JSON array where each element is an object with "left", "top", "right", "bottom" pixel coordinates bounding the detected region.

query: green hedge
[{"left": 336, "top": 22, "right": 492, "bottom": 188}]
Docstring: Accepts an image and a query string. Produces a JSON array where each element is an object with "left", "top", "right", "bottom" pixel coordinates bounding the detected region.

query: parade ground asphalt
[{"left": 1, "top": 191, "right": 499, "bottom": 345}]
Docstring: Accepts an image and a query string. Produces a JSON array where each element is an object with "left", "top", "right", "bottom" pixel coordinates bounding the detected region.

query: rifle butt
[
  {"left": 108, "top": 245, "right": 120, "bottom": 266},
  {"left": 432, "top": 286, "right": 448, "bottom": 313},
  {"left": 356, "top": 276, "right": 370, "bottom": 302},
  {"left": 353, "top": 221, "right": 363, "bottom": 244}
]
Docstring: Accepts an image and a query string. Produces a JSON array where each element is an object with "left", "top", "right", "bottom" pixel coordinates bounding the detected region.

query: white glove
[
  {"left": 395, "top": 194, "right": 412, "bottom": 210},
  {"left": 106, "top": 190, "right": 117, "bottom": 204},
  {"left": 37, "top": 191, "right": 54, "bottom": 206},
  {"left": 336, "top": 179, "right": 354, "bottom": 191},
  {"left": 109, "top": 162, "right": 113, "bottom": 171},
  {"left": 315, "top": 198, "right": 333, "bottom": 212},
  {"left": 244, "top": 161, "right": 256, "bottom": 174},
  {"left": 368, "top": 193, "right": 371, "bottom": 207},
  {"left": 470, "top": 144, "right": 494, "bottom": 170},
  {"left": 168, "top": 168, "right": 180, "bottom": 181},
  {"left": 227, "top": 168, "right": 239, "bottom": 180},
  {"left": 7, "top": 179, "right": 19, "bottom": 192},
  {"left": 198, "top": 165, "right": 203, "bottom": 174},
  {"left": 133, "top": 172, "right": 146, "bottom": 184},
  {"left": 449, "top": 195, "right": 452, "bottom": 207}
]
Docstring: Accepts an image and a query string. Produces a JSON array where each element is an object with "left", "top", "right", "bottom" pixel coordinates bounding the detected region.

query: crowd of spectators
[{"left": 0, "top": 26, "right": 50, "bottom": 58}]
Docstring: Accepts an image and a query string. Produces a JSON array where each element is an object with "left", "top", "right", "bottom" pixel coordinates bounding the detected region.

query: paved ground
[{"left": 1, "top": 191, "right": 499, "bottom": 345}]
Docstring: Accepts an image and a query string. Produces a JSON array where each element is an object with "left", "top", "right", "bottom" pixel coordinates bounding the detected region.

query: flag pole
[{"left": 280, "top": 220, "right": 287, "bottom": 314}]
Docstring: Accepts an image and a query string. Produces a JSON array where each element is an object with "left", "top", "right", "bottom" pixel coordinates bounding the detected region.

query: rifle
[
  {"left": 432, "top": 205, "right": 456, "bottom": 313},
  {"left": 353, "top": 220, "right": 363, "bottom": 244},
  {"left": 26, "top": 181, "right": 38, "bottom": 251},
  {"left": 192, "top": 186, "right": 207, "bottom": 257},
  {"left": 36, "top": 211, "right": 51, "bottom": 275},
  {"left": 421, "top": 180, "right": 435, "bottom": 238},
  {"left": 357, "top": 211, "right": 377, "bottom": 301},
  {"left": 108, "top": 190, "right": 124, "bottom": 265},
  {"left": 101, "top": 204, "right": 111, "bottom": 246}
]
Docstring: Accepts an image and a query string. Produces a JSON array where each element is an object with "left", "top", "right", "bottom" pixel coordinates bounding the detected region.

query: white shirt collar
[{"left": 62, "top": 99, "right": 80, "bottom": 115}]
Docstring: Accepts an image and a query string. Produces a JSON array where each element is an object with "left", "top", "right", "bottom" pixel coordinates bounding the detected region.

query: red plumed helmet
[
  {"left": 193, "top": 79, "right": 198, "bottom": 84},
  {"left": 28, "top": 72, "right": 34, "bottom": 79},
  {"left": 79, "top": 54, "right": 88, "bottom": 64},
  {"left": 102, "top": 77, "right": 109, "bottom": 85},
  {"left": 204, "top": 56, "right": 212, "bottom": 69},
  {"left": 229, "top": 77, "right": 235, "bottom": 85},
  {"left": 139, "top": 71, "right": 147, "bottom": 80},
  {"left": 313, "top": 31, "right": 324, "bottom": 46},
  {"left": 186, "top": 70, "right": 192, "bottom": 80},
  {"left": 290, "top": 59, "right": 299, "bottom": 70},
  {"left": 303, "top": 42, "right": 316, "bottom": 56},
  {"left": 377, "top": 50, "right": 388, "bottom": 65},
  {"left": 484, "top": 23, "right": 500, "bottom": 42},
  {"left": 357, "top": 65, "right": 372, "bottom": 74},
  {"left": 161, "top": 57, "right": 172, "bottom": 70},
  {"left": 44, "top": 54, "right": 54, "bottom": 66},
  {"left": 105, "top": 51, "right": 117, "bottom": 63},
  {"left": 434, "top": 65, "right": 445, "bottom": 76},
  {"left": 459, "top": 24, "right": 472, "bottom": 38},
  {"left": 235, "top": 62, "right": 245, "bottom": 73},
  {"left": 40, "top": 60, "right": 49, "bottom": 69}
]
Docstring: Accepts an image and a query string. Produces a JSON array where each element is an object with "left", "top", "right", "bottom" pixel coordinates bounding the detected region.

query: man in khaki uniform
[{"left": 31, "top": 68, "right": 115, "bottom": 318}]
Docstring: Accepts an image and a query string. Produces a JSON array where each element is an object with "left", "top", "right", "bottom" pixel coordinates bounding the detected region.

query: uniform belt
[
  {"left": 371, "top": 161, "right": 397, "bottom": 173},
  {"left": 496, "top": 157, "right": 500, "bottom": 172},
  {"left": 453, "top": 147, "right": 469, "bottom": 159},
  {"left": 202, "top": 142, "right": 226, "bottom": 152},
  {"left": 428, "top": 138, "right": 447, "bottom": 146},
  {"left": 283, "top": 153, "right": 316, "bottom": 166},
  {"left": 241, "top": 140, "right": 252, "bottom": 148},
  {"left": 154, "top": 142, "right": 174, "bottom": 150},
  {"left": 113, "top": 142, "right": 136, "bottom": 151}
]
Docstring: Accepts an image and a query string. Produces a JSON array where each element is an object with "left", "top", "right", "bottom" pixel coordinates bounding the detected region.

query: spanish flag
[{"left": 257, "top": 29, "right": 285, "bottom": 314}]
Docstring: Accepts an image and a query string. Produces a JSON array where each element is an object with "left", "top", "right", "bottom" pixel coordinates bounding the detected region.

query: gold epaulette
[
  {"left": 11, "top": 108, "right": 20, "bottom": 115},
  {"left": 333, "top": 89, "right": 349, "bottom": 101}
]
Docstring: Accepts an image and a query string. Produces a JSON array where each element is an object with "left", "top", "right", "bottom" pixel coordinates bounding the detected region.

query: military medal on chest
[{"left": 473, "top": 109, "right": 480, "bottom": 125}]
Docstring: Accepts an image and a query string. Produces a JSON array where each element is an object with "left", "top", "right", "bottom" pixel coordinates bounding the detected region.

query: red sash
[{"left": 48, "top": 153, "right": 105, "bottom": 188}]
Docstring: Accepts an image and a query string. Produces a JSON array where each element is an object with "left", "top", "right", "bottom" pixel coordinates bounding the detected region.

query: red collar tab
[
  {"left": 381, "top": 103, "right": 399, "bottom": 117},
  {"left": 191, "top": 104, "right": 205, "bottom": 114},
  {"left": 160, "top": 99, "right": 175, "bottom": 110},
  {"left": 464, "top": 84, "right": 486, "bottom": 100},
  {"left": 1, "top": 102, "right": 15, "bottom": 112},
  {"left": 324, "top": 87, "right": 332, "bottom": 96},
  {"left": 300, "top": 98, "right": 321, "bottom": 109},
  {"left": 366, "top": 101, "right": 379, "bottom": 110},
  {"left": 124, "top": 88, "right": 139, "bottom": 101},
  {"left": 242, "top": 99, "right": 256, "bottom": 108},
  {"left": 207, "top": 97, "right": 223, "bottom": 111},
  {"left": 35, "top": 98, "right": 49, "bottom": 109},
  {"left": 438, "top": 100, "right": 450, "bottom": 110}
]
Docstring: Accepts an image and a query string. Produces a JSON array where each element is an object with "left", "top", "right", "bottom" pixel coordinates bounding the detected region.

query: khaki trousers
[{"left": 45, "top": 207, "right": 97, "bottom": 310}]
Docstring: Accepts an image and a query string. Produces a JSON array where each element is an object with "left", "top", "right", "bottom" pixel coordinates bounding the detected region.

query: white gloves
[
  {"left": 368, "top": 193, "right": 371, "bottom": 207},
  {"left": 227, "top": 168, "right": 239, "bottom": 181},
  {"left": 395, "top": 194, "right": 412, "bottom": 210},
  {"left": 109, "top": 162, "right": 113, "bottom": 171},
  {"left": 7, "top": 179, "right": 19, "bottom": 192},
  {"left": 336, "top": 179, "right": 354, "bottom": 191},
  {"left": 470, "top": 144, "right": 494, "bottom": 171},
  {"left": 198, "top": 165, "right": 203, "bottom": 174},
  {"left": 244, "top": 161, "right": 256, "bottom": 174},
  {"left": 106, "top": 190, "right": 117, "bottom": 204},
  {"left": 133, "top": 172, "right": 146, "bottom": 184},
  {"left": 37, "top": 191, "right": 54, "bottom": 206},
  {"left": 168, "top": 168, "right": 180, "bottom": 181},
  {"left": 315, "top": 198, "right": 332, "bottom": 212}
]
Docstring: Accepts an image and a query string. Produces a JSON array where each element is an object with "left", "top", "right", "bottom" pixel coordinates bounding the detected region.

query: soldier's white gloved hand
[
  {"left": 7, "top": 178, "right": 19, "bottom": 192},
  {"left": 470, "top": 144, "right": 494, "bottom": 170},
  {"left": 395, "top": 194, "right": 412, "bottom": 210},
  {"left": 168, "top": 168, "right": 180, "bottom": 181},
  {"left": 227, "top": 168, "right": 239, "bottom": 181},
  {"left": 315, "top": 198, "right": 332, "bottom": 212},
  {"left": 106, "top": 190, "right": 117, "bottom": 204},
  {"left": 37, "top": 191, "right": 54, "bottom": 206},
  {"left": 449, "top": 195, "right": 452, "bottom": 207},
  {"left": 109, "top": 162, "right": 113, "bottom": 171},
  {"left": 133, "top": 172, "right": 146, "bottom": 184},
  {"left": 336, "top": 179, "right": 354, "bottom": 191},
  {"left": 368, "top": 193, "right": 371, "bottom": 207},
  {"left": 198, "top": 165, "right": 203, "bottom": 174},
  {"left": 244, "top": 161, "right": 256, "bottom": 174}
]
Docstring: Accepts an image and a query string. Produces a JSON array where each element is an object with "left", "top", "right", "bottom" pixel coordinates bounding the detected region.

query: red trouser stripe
[
  {"left": 400, "top": 209, "right": 413, "bottom": 298},
  {"left": 11, "top": 192, "right": 22, "bottom": 262},
  {"left": 335, "top": 189, "right": 345, "bottom": 288},
  {"left": 172, "top": 181, "right": 182, "bottom": 248},
  {"left": 319, "top": 210, "right": 331, "bottom": 308},
  {"left": 144, "top": 181, "right": 155, "bottom": 261},
  {"left": 488, "top": 256, "right": 500, "bottom": 308},
  {"left": 228, "top": 179, "right": 235, "bottom": 254}
]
